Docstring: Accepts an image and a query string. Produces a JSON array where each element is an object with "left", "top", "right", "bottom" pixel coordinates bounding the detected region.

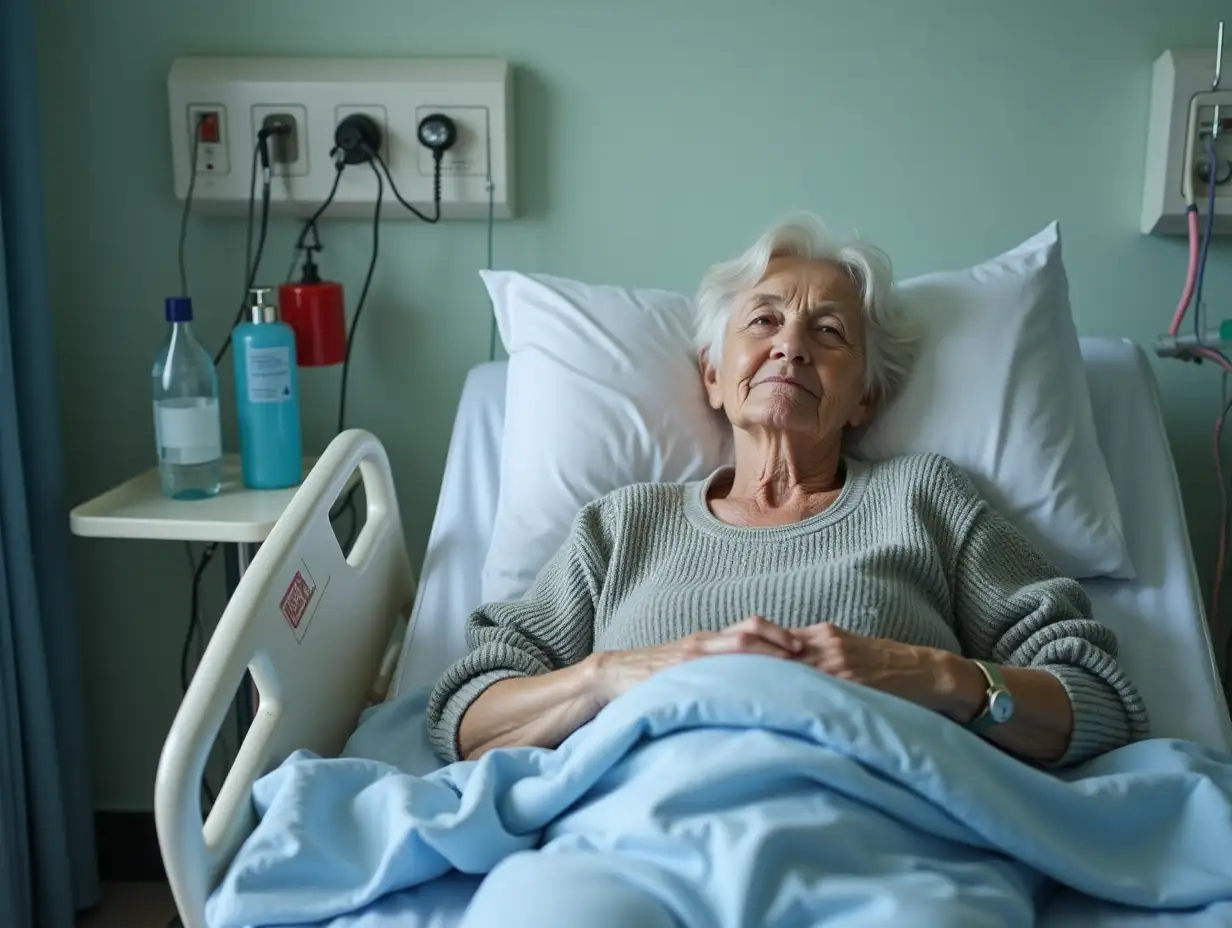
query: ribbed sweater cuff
[
  {"left": 1038, "top": 664, "right": 1133, "bottom": 768},
  {"left": 430, "top": 669, "right": 527, "bottom": 764}
]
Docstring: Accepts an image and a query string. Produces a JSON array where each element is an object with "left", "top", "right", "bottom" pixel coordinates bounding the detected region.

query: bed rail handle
[{"left": 154, "top": 429, "right": 414, "bottom": 928}]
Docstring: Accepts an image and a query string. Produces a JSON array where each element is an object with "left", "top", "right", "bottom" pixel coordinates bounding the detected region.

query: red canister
[{"left": 279, "top": 277, "right": 346, "bottom": 367}]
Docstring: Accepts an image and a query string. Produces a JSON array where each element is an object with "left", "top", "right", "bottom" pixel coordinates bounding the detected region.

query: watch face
[{"left": 989, "top": 690, "right": 1015, "bottom": 723}]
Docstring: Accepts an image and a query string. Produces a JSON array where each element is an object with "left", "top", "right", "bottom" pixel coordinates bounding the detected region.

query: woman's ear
[
  {"left": 847, "top": 392, "right": 874, "bottom": 429},
  {"left": 698, "top": 348, "right": 724, "bottom": 410}
]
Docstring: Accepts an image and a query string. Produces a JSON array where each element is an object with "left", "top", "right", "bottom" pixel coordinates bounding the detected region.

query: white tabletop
[{"left": 70, "top": 455, "right": 319, "bottom": 544}]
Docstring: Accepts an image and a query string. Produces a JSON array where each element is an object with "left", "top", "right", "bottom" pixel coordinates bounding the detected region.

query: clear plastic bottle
[{"left": 152, "top": 296, "right": 223, "bottom": 499}]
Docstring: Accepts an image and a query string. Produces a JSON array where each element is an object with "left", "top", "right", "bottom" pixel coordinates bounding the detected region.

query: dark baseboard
[{"left": 95, "top": 809, "right": 165, "bottom": 882}]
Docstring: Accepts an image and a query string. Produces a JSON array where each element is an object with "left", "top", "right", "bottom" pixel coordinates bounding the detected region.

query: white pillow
[
  {"left": 480, "top": 223, "right": 1132, "bottom": 603},
  {"left": 855, "top": 223, "right": 1132, "bottom": 579},
  {"left": 480, "top": 271, "right": 730, "bottom": 603}
]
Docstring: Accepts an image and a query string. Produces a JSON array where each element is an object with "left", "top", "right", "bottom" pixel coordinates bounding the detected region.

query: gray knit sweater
[{"left": 428, "top": 453, "right": 1149, "bottom": 766}]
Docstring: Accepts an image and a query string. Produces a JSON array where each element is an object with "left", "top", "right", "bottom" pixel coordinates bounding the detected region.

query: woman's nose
[{"left": 771, "top": 328, "right": 810, "bottom": 365}]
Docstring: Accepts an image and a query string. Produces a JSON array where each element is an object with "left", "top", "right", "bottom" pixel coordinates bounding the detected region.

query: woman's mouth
[{"left": 756, "top": 376, "right": 815, "bottom": 396}]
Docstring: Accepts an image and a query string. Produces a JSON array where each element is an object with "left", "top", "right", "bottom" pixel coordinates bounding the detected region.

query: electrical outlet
[
  {"left": 262, "top": 113, "right": 299, "bottom": 165},
  {"left": 335, "top": 105, "right": 389, "bottom": 165},
  {"left": 170, "top": 57, "right": 514, "bottom": 218},
  {"left": 251, "top": 104, "right": 308, "bottom": 176},
  {"left": 415, "top": 105, "right": 489, "bottom": 177},
  {"left": 186, "top": 104, "right": 229, "bottom": 175}
]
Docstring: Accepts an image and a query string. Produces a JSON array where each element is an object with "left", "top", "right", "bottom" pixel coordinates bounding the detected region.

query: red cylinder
[{"left": 279, "top": 281, "right": 346, "bottom": 367}]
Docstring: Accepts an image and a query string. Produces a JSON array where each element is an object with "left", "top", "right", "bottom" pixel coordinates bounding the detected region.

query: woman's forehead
[{"left": 751, "top": 256, "right": 862, "bottom": 304}]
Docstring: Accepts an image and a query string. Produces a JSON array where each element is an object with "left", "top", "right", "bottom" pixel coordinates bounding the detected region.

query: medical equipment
[
  {"left": 1142, "top": 33, "right": 1232, "bottom": 236},
  {"left": 1149, "top": 24, "right": 1232, "bottom": 664},
  {"left": 153, "top": 338, "right": 1232, "bottom": 928},
  {"left": 1154, "top": 22, "right": 1231, "bottom": 363},
  {"left": 166, "top": 57, "right": 514, "bottom": 219}
]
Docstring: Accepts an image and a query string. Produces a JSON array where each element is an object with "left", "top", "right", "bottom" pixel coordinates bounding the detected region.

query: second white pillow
[{"left": 855, "top": 223, "right": 1132, "bottom": 579}]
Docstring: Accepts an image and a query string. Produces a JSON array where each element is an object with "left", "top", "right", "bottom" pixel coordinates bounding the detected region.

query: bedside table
[{"left": 70, "top": 454, "right": 324, "bottom": 731}]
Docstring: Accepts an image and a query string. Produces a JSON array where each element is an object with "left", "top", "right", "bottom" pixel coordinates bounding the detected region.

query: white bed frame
[{"left": 154, "top": 429, "right": 416, "bottom": 928}]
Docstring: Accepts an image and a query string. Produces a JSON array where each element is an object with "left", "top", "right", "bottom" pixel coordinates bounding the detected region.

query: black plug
[
  {"left": 256, "top": 122, "right": 292, "bottom": 173},
  {"left": 259, "top": 117, "right": 296, "bottom": 168},
  {"left": 334, "top": 114, "right": 383, "bottom": 166}
]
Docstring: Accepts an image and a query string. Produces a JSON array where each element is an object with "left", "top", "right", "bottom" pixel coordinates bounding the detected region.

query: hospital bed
[{"left": 155, "top": 336, "right": 1232, "bottom": 928}]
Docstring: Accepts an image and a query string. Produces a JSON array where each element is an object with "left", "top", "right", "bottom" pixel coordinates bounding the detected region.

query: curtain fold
[{"left": 0, "top": 0, "right": 101, "bottom": 925}]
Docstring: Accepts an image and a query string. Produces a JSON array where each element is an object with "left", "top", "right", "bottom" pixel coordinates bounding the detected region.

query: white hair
[{"left": 694, "top": 212, "right": 917, "bottom": 408}]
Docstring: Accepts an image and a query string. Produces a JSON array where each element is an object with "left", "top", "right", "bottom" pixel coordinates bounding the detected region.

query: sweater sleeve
[
  {"left": 950, "top": 495, "right": 1150, "bottom": 767},
  {"left": 426, "top": 500, "right": 611, "bottom": 762}
]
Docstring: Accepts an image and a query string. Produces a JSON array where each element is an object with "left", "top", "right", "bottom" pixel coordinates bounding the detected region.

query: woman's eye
[
  {"left": 816, "top": 324, "right": 843, "bottom": 337},
  {"left": 751, "top": 315, "right": 774, "bottom": 327}
]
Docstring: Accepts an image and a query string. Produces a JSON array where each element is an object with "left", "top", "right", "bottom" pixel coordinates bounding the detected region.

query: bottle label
[
  {"left": 154, "top": 398, "right": 222, "bottom": 465},
  {"left": 246, "top": 345, "right": 293, "bottom": 404}
]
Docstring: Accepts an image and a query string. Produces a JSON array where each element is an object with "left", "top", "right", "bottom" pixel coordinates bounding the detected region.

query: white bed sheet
[
  {"left": 394, "top": 338, "right": 1231, "bottom": 749},
  {"left": 379, "top": 337, "right": 1232, "bottom": 928}
]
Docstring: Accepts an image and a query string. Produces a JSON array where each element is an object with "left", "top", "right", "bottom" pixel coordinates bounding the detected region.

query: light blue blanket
[{"left": 207, "top": 656, "right": 1232, "bottom": 927}]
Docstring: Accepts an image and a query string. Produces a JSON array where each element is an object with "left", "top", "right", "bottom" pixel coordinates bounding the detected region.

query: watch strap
[{"left": 967, "top": 659, "right": 1007, "bottom": 734}]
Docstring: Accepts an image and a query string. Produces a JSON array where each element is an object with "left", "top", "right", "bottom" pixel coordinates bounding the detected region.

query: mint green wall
[{"left": 34, "top": 0, "right": 1232, "bottom": 810}]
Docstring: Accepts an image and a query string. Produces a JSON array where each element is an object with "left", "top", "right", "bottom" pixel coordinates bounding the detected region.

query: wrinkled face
[{"left": 702, "top": 256, "right": 870, "bottom": 441}]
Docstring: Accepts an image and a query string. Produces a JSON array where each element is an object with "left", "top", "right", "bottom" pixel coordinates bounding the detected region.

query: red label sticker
[{"left": 280, "top": 571, "right": 314, "bottom": 630}]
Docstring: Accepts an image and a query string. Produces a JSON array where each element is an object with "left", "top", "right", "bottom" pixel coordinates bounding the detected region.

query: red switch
[{"left": 198, "top": 112, "right": 221, "bottom": 144}]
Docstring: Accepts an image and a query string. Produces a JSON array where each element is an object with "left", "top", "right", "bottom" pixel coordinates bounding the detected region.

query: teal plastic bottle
[{"left": 232, "top": 287, "right": 303, "bottom": 489}]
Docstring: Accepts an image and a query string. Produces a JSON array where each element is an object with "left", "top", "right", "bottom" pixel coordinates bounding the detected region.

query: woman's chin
[{"left": 738, "top": 405, "right": 824, "bottom": 436}]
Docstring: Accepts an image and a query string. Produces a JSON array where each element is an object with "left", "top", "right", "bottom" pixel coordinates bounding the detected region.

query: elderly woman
[{"left": 427, "top": 215, "right": 1148, "bottom": 775}]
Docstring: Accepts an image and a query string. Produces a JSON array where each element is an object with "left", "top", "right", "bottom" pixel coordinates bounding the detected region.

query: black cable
[
  {"left": 296, "top": 155, "right": 347, "bottom": 253},
  {"left": 174, "top": 119, "right": 223, "bottom": 809},
  {"left": 339, "top": 155, "right": 383, "bottom": 438},
  {"left": 213, "top": 131, "right": 284, "bottom": 366},
  {"left": 214, "top": 176, "right": 269, "bottom": 365},
  {"left": 177, "top": 115, "right": 206, "bottom": 298},
  {"left": 180, "top": 543, "right": 219, "bottom": 692},
  {"left": 180, "top": 541, "right": 220, "bottom": 806},
  {"left": 373, "top": 149, "right": 441, "bottom": 224},
  {"left": 210, "top": 142, "right": 262, "bottom": 365},
  {"left": 330, "top": 155, "right": 384, "bottom": 549},
  {"left": 284, "top": 157, "right": 346, "bottom": 283}
]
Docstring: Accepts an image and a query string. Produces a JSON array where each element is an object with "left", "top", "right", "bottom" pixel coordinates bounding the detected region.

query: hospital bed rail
[{"left": 153, "top": 430, "right": 416, "bottom": 928}]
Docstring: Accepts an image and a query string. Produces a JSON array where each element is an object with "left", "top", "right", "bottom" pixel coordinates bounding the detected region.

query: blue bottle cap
[{"left": 165, "top": 296, "right": 193, "bottom": 322}]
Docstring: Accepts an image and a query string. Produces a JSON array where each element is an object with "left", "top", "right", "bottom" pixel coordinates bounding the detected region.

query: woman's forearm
[
  {"left": 457, "top": 658, "right": 606, "bottom": 761},
  {"left": 936, "top": 656, "right": 1073, "bottom": 764}
]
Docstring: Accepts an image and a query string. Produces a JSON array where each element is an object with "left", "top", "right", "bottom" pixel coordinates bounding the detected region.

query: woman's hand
[
  {"left": 590, "top": 615, "right": 804, "bottom": 705},
  {"left": 793, "top": 622, "right": 974, "bottom": 714}
]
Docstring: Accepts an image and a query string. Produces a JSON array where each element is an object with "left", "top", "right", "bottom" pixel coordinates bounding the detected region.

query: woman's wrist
[
  {"left": 578, "top": 651, "right": 616, "bottom": 710},
  {"left": 931, "top": 652, "right": 988, "bottom": 723}
]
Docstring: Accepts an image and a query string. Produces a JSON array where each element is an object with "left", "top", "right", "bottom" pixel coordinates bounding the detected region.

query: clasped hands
[{"left": 592, "top": 615, "right": 972, "bottom": 717}]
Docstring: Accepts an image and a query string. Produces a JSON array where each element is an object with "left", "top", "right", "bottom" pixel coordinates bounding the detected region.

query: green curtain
[{"left": 0, "top": 0, "right": 101, "bottom": 924}]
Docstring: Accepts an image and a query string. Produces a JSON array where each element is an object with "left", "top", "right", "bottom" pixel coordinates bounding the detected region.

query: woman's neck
[{"left": 711, "top": 432, "right": 846, "bottom": 525}]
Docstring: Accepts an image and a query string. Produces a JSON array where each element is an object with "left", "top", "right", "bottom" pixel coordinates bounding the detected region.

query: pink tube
[
  {"left": 1169, "top": 208, "right": 1201, "bottom": 336},
  {"left": 1190, "top": 347, "right": 1232, "bottom": 370},
  {"left": 1213, "top": 412, "right": 1228, "bottom": 624}
]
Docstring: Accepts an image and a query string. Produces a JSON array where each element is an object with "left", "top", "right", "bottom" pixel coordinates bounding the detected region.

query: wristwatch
[{"left": 966, "top": 660, "right": 1015, "bottom": 734}]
